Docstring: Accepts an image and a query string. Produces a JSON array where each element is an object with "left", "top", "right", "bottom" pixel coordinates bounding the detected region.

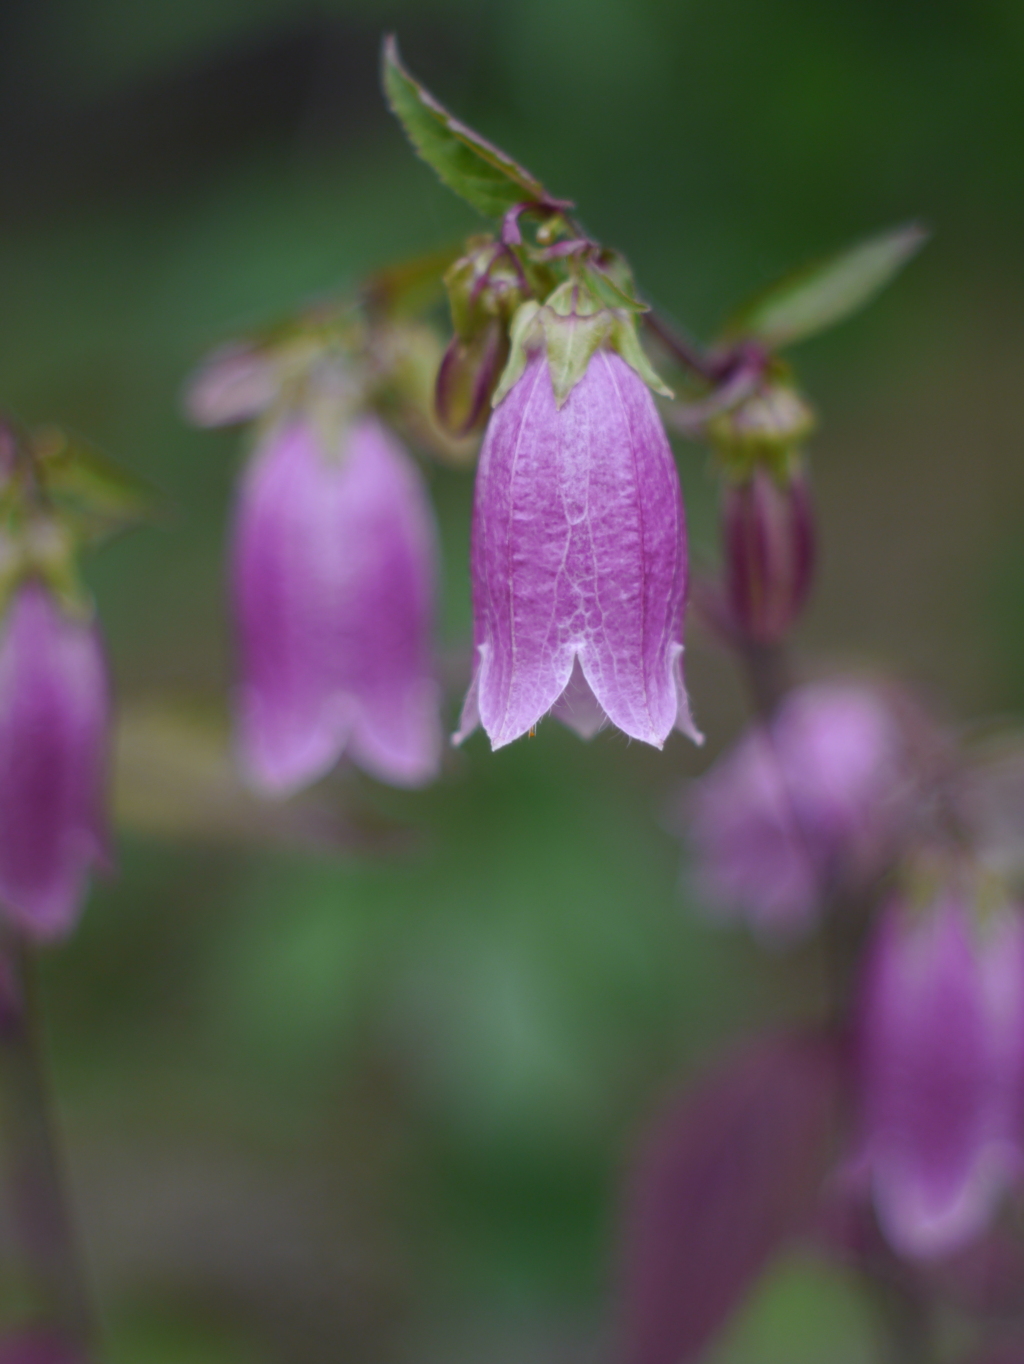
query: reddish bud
[
  {"left": 433, "top": 317, "right": 508, "bottom": 436},
  {"left": 723, "top": 464, "right": 815, "bottom": 644}
]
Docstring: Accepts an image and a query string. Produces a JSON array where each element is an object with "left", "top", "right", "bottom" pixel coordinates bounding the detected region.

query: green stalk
[{"left": 0, "top": 935, "right": 95, "bottom": 1357}]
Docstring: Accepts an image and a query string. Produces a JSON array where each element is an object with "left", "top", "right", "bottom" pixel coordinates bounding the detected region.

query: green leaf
[
  {"left": 34, "top": 427, "right": 161, "bottom": 543},
  {"left": 382, "top": 35, "right": 551, "bottom": 219},
  {"left": 724, "top": 222, "right": 929, "bottom": 350}
]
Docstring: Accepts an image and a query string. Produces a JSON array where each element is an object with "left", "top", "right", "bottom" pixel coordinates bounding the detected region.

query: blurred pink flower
[
  {"left": 855, "top": 896, "right": 1024, "bottom": 1259},
  {"left": 232, "top": 414, "right": 441, "bottom": 792},
  {"left": 686, "top": 682, "right": 910, "bottom": 937},
  {"left": 0, "top": 583, "right": 110, "bottom": 941}
]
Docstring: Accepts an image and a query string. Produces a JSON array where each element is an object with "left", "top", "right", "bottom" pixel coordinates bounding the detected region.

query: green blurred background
[{"left": 2, "top": 1, "right": 1024, "bottom": 1359}]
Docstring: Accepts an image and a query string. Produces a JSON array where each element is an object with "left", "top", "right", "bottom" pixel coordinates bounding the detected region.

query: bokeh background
[{"left": 2, "top": 1, "right": 1024, "bottom": 1360}]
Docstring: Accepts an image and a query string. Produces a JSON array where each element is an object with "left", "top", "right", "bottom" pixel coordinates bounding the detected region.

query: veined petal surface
[{"left": 463, "top": 350, "right": 693, "bottom": 750}]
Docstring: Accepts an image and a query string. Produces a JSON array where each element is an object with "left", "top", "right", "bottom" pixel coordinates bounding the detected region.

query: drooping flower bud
[
  {"left": 723, "top": 463, "right": 815, "bottom": 644},
  {"left": 685, "top": 682, "right": 910, "bottom": 937},
  {"left": 454, "top": 286, "right": 700, "bottom": 750},
  {"left": 0, "top": 582, "right": 111, "bottom": 941},
  {"left": 855, "top": 895, "right": 1024, "bottom": 1259},
  {"left": 434, "top": 238, "right": 525, "bottom": 437},
  {"left": 232, "top": 412, "right": 441, "bottom": 792}
]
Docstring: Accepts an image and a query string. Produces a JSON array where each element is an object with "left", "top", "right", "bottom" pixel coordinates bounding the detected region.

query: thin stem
[
  {"left": 0, "top": 936, "right": 95, "bottom": 1356},
  {"left": 737, "top": 638, "right": 792, "bottom": 720},
  {"left": 642, "top": 310, "right": 719, "bottom": 384}
]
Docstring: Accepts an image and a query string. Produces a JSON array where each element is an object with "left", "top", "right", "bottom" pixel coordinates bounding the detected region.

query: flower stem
[
  {"left": 642, "top": 310, "right": 720, "bottom": 384},
  {"left": 0, "top": 935, "right": 95, "bottom": 1356}
]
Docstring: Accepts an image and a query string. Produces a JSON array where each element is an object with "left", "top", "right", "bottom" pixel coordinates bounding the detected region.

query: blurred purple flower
[
  {"left": 0, "top": 583, "right": 110, "bottom": 942},
  {"left": 454, "top": 350, "right": 699, "bottom": 750},
  {"left": 686, "top": 682, "right": 910, "bottom": 937},
  {"left": 620, "top": 1032, "right": 840, "bottom": 1364},
  {"left": 722, "top": 465, "right": 815, "bottom": 644},
  {"left": 232, "top": 413, "right": 441, "bottom": 792},
  {"left": 855, "top": 896, "right": 1024, "bottom": 1259},
  {"left": 0, "top": 1330, "right": 85, "bottom": 1364}
]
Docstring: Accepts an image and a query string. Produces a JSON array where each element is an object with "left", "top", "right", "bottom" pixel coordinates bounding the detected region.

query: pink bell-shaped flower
[
  {"left": 686, "top": 682, "right": 910, "bottom": 938},
  {"left": 855, "top": 895, "right": 1024, "bottom": 1259},
  {"left": 454, "top": 348, "right": 698, "bottom": 750},
  {"left": 232, "top": 412, "right": 441, "bottom": 793},
  {"left": 0, "top": 582, "right": 111, "bottom": 941}
]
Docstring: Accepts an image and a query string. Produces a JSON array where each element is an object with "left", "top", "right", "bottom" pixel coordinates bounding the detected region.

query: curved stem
[
  {"left": 0, "top": 936, "right": 96, "bottom": 1356},
  {"left": 642, "top": 310, "right": 719, "bottom": 384}
]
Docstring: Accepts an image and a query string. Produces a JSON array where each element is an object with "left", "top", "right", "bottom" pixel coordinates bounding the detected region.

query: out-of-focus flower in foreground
[
  {"left": 685, "top": 682, "right": 910, "bottom": 937},
  {"left": 232, "top": 413, "right": 441, "bottom": 793},
  {"left": 455, "top": 288, "right": 700, "bottom": 751},
  {"left": 854, "top": 894, "right": 1024, "bottom": 1260},
  {"left": 0, "top": 582, "right": 110, "bottom": 941},
  {"left": 0, "top": 1330, "right": 86, "bottom": 1364}
]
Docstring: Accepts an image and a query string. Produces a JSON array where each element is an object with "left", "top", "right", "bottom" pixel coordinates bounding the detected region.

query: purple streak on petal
[
  {"left": 0, "top": 584, "right": 110, "bottom": 941},
  {"left": 463, "top": 349, "right": 693, "bottom": 750},
  {"left": 232, "top": 414, "right": 440, "bottom": 792},
  {"left": 856, "top": 899, "right": 1024, "bottom": 1259},
  {"left": 620, "top": 1032, "right": 841, "bottom": 1364}
]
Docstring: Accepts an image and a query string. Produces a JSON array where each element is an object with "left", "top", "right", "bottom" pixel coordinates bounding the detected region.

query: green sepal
[
  {"left": 383, "top": 36, "right": 552, "bottom": 219},
  {"left": 723, "top": 222, "right": 928, "bottom": 350},
  {"left": 581, "top": 252, "right": 648, "bottom": 314},
  {"left": 492, "top": 284, "right": 672, "bottom": 410},
  {"left": 490, "top": 301, "right": 542, "bottom": 407},
  {"left": 607, "top": 314, "right": 673, "bottom": 398},
  {"left": 33, "top": 427, "right": 160, "bottom": 545},
  {"left": 707, "top": 378, "right": 816, "bottom": 479}
]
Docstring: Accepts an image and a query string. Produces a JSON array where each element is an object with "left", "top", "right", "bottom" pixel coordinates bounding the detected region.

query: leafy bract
[
  {"left": 724, "top": 222, "right": 928, "bottom": 350},
  {"left": 35, "top": 428, "right": 160, "bottom": 543},
  {"left": 382, "top": 35, "right": 552, "bottom": 219}
]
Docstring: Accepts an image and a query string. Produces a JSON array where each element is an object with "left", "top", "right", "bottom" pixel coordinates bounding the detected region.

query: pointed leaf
[
  {"left": 382, "top": 35, "right": 552, "bottom": 219},
  {"left": 620, "top": 1032, "right": 842, "bottom": 1364},
  {"left": 724, "top": 223, "right": 929, "bottom": 350}
]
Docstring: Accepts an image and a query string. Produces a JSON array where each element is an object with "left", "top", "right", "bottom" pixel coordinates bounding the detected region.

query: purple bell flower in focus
[
  {"left": 454, "top": 334, "right": 699, "bottom": 750},
  {"left": 686, "top": 682, "right": 910, "bottom": 938},
  {"left": 232, "top": 412, "right": 441, "bottom": 792},
  {"left": 0, "top": 582, "right": 111, "bottom": 941},
  {"left": 855, "top": 895, "right": 1024, "bottom": 1259}
]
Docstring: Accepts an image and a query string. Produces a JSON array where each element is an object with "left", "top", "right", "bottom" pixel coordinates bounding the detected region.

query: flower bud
[
  {"left": 0, "top": 582, "right": 111, "bottom": 940},
  {"left": 706, "top": 379, "right": 815, "bottom": 472},
  {"left": 685, "top": 682, "right": 910, "bottom": 938},
  {"left": 454, "top": 343, "right": 699, "bottom": 751},
  {"left": 723, "top": 464, "right": 815, "bottom": 643},
  {"left": 434, "top": 238, "right": 527, "bottom": 437},
  {"left": 232, "top": 412, "right": 441, "bottom": 792},
  {"left": 855, "top": 895, "right": 1024, "bottom": 1259},
  {"left": 434, "top": 317, "right": 508, "bottom": 437}
]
